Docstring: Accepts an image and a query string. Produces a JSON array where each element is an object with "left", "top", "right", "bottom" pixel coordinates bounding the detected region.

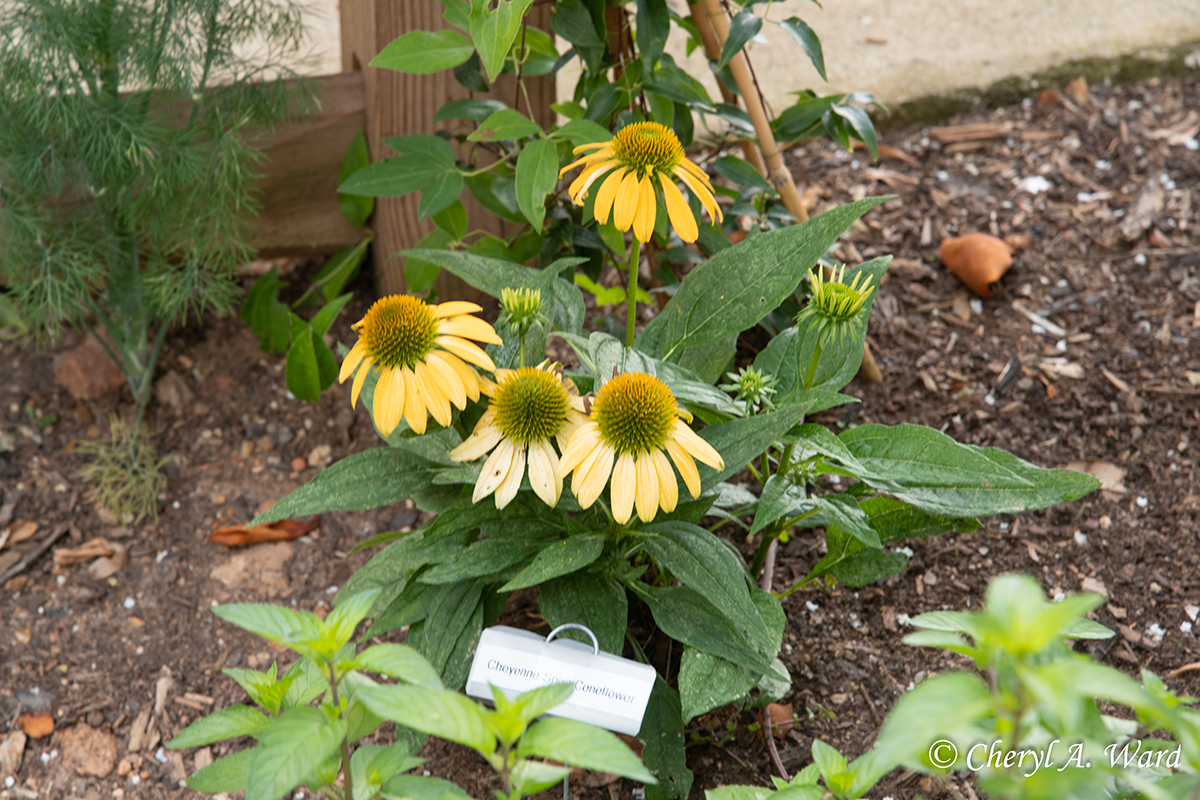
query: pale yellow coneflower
[
  {"left": 338, "top": 296, "right": 502, "bottom": 436},
  {"left": 557, "top": 372, "right": 724, "bottom": 525},
  {"left": 559, "top": 121, "right": 722, "bottom": 243},
  {"left": 449, "top": 363, "right": 588, "bottom": 509}
]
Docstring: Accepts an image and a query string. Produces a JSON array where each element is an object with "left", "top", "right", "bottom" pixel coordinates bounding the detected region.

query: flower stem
[
  {"left": 802, "top": 338, "right": 824, "bottom": 389},
  {"left": 626, "top": 238, "right": 642, "bottom": 347}
]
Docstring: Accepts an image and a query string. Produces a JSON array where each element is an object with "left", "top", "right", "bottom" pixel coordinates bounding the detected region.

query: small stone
[
  {"left": 922, "top": 569, "right": 938, "bottom": 586},
  {"left": 55, "top": 334, "right": 125, "bottom": 400},
  {"left": 291, "top": 457, "right": 307, "bottom": 473},
  {"left": 192, "top": 402, "right": 210, "bottom": 418},
  {"left": 5, "top": 575, "right": 28, "bottom": 592},
  {"left": 86, "top": 425, "right": 101, "bottom": 438},
  {"left": 269, "top": 423, "right": 295, "bottom": 446},
  {"left": 154, "top": 371, "right": 194, "bottom": 414},
  {"left": 73, "top": 401, "right": 94, "bottom": 425},
  {"left": 210, "top": 542, "right": 295, "bottom": 597},
  {"left": 335, "top": 408, "right": 355, "bottom": 431},
  {"left": 210, "top": 493, "right": 226, "bottom": 505},
  {"left": 117, "top": 759, "right": 133, "bottom": 776},
  {"left": 58, "top": 723, "right": 118, "bottom": 777},
  {"left": 307, "top": 445, "right": 332, "bottom": 468},
  {"left": 97, "top": 506, "right": 120, "bottom": 525}
]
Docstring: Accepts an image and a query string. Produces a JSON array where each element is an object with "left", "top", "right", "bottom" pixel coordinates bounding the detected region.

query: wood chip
[
  {"left": 1100, "top": 367, "right": 1131, "bottom": 393},
  {"left": 1020, "top": 129, "right": 1065, "bottom": 141},
  {"left": 929, "top": 123, "right": 1006, "bottom": 144},
  {"left": 1011, "top": 301, "right": 1067, "bottom": 336},
  {"left": 54, "top": 538, "right": 115, "bottom": 567},
  {"left": 172, "top": 697, "right": 206, "bottom": 712}
]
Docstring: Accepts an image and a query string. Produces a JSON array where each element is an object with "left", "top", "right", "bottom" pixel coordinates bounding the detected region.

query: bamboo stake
[
  {"left": 698, "top": 0, "right": 883, "bottom": 382},
  {"left": 688, "top": 2, "right": 768, "bottom": 179}
]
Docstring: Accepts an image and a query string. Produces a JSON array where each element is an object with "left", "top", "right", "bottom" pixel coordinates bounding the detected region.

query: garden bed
[{"left": 1, "top": 74, "right": 1197, "bottom": 800}]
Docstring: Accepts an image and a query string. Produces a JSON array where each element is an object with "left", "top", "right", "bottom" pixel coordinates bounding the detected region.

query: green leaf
[
  {"left": 515, "top": 138, "right": 558, "bottom": 229},
  {"left": 247, "top": 708, "right": 346, "bottom": 800},
  {"left": 717, "top": 9, "right": 762, "bottom": 69},
  {"left": 551, "top": 0, "right": 605, "bottom": 71},
  {"left": 629, "top": 584, "right": 773, "bottom": 673},
  {"left": 351, "top": 742, "right": 420, "bottom": 800},
  {"left": 353, "top": 644, "right": 444, "bottom": 690},
  {"left": 750, "top": 473, "right": 808, "bottom": 537},
  {"left": 540, "top": 571, "right": 627, "bottom": 655},
  {"left": 469, "top": 0, "right": 536, "bottom": 81},
  {"left": 640, "top": 197, "right": 886, "bottom": 363},
  {"left": 222, "top": 666, "right": 294, "bottom": 714},
  {"left": 431, "top": 200, "right": 469, "bottom": 240},
  {"left": 251, "top": 448, "right": 442, "bottom": 525},
  {"left": 553, "top": 118, "right": 613, "bottom": 147},
  {"left": 830, "top": 548, "right": 908, "bottom": 587},
  {"left": 434, "top": 99, "right": 508, "bottom": 123},
  {"left": 418, "top": 170, "right": 465, "bottom": 219},
  {"left": 511, "top": 759, "right": 571, "bottom": 796},
  {"left": 371, "top": 30, "right": 476, "bottom": 74},
  {"left": 500, "top": 534, "right": 605, "bottom": 591},
  {"left": 339, "top": 157, "right": 442, "bottom": 197},
  {"left": 465, "top": 172, "right": 526, "bottom": 223},
  {"left": 468, "top": 108, "right": 543, "bottom": 142},
  {"left": 381, "top": 774, "right": 474, "bottom": 800},
  {"left": 242, "top": 268, "right": 292, "bottom": 354},
  {"left": 280, "top": 657, "right": 330, "bottom": 710},
  {"left": 405, "top": 227, "right": 455, "bottom": 293},
  {"left": 640, "top": 678, "right": 692, "bottom": 800},
  {"left": 635, "top": 0, "right": 670, "bottom": 68},
  {"left": 779, "top": 18, "right": 826, "bottom": 81},
  {"left": 814, "top": 494, "right": 880, "bottom": 548},
  {"left": 325, "top": 588, "right": 381, "bottom": 649},
  {"left": 839, "top": 424, "right": 1103, "bottom": 516},
  {"left": 170, "top": 705, "right": 270, "bottom": 749},
  {"left": 359, "top": 684, "right": 496, "bottom": 755},
  {"left": 519, "top": 717, "right": 656, "bottom": 783},
  {"left": 419, "top": 536, "right": 547, "bottom": 584},
  {"left": 833, "top": 103, "right": 878, "bottom": 162},
  {"left": 212, "top": 604, "right": 327, "bottom": 661},
  {"left": 339, "top": 129, "right": 374, "bottom": 226},
  {"left": 872, "top": 672, "right": 995, "bottom": 769},
  {"left": 678, "top": 647, "right": 757, "bottom": 723},
  {"left": 187, "top": 748, "right": 254, "bottom": 793},
  {"left": 409, "top": 581, "right": 484, "bottom": 680},
  {"left": 712, "top": 156, "right": 772, "bottom": 193},
  {"left": 285, "top": 328, "right": 322, "bottom": 403},
  {"left": 698, "top": 403, "right": 812, "bottom": 490},
  {"left": 638, "top": 522, "right": 773, "bottom": 651}
]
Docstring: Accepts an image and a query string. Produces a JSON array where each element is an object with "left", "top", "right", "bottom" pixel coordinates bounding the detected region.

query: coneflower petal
[
  {"left": 437, "top": 315, "right": 503, "bottom": 345},
  {"left": 665, "top": 439, "right": 701, "bottom": 498},
  {"left": 402, "top": 368, "right": 427, "bottom": 435},
  {"left": 350, "top": 358, "right": 371, "bottom": 409},
  {"left": 432, "top": 301, "right": 483, "bottom": 319},
  {"left": 671, "top": 420, "right": 724, "bottom": 470},
  {"left": 611, "top": 452, "right": 636, "bottom": 524},
  {"left": 612, "top": 170, "right": 642, "bottom": 232},
  {"left": 474, "top": 438, "right": 516, "bottom": 504},
  {"left": 651, "top": 450, "right": 678, "bottom": 513},
  {"left": 374, "top": 368, "right": 405, "bottom": 436},
  {"left": 632, "top": 175, "right": 657, "bottom": 242},
  {"left": 594, "top": 167, "right": 627, "bottom": 225},
  {"left": 659, "top": 175, "right": 698, "bottom": 243},
  {"left": 494, "top": 445, "right": 526, "bottom": 509},
  {"left": 339, "top": 340, "right": 367, "bottom": 383},
  {"left": 634, "top": 453, "right": 659, "bottom": 523},
  {"left": 437, "top": 335, "right": 497, "bottom": 372}
]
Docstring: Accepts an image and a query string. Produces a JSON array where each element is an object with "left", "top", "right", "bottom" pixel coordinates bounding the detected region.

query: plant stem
[
  {"left": 750, "top": 528, "right": 776, "bottom": 580},
  {"left": 328, "top": 664, "right": 353, "bottom": 800},
  {"left": 802, "top": 339, "right": 824, "bottom": 390},
  {"left": 626, "top": 238, "right": 642, "bottom": 347}
]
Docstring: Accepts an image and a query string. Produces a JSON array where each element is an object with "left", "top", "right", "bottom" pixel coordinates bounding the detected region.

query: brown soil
[{"left": 2, "top": 75, "right": 1198, "bottom": 800}]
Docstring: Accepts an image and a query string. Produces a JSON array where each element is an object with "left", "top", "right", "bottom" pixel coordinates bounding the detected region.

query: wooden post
[{"left": 340, "top": 0, "right": 556, "bottom": 298}]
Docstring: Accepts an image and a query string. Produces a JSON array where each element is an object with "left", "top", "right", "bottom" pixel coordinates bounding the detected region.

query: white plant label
[{"left": 466, "top": 625, "right": 657, "bottom": 736}]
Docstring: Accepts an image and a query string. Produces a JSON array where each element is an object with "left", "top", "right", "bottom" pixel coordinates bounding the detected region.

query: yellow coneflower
[
  {"left": 338, "top": 296, "right": 502, "bottom": 436},
  {"left": 557, "top": 372, "right": 724, "bottom": 525},
  {"left": 449, "top": 362, "right": 588, "bottom": 509},
  {"left": 559, "top": 121, "right": 722, "bottom": 243}
]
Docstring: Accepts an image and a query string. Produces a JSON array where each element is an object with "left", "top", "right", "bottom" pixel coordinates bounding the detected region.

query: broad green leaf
[
  {"left": 212, "top": 605, "right": 326, "bottom": 662},
  {"left": 514, "top": 138, "right": 558, "bottom": 229},
  {"left": 638, "top": 522, "right": 773, "bottom": 650},
  {"left": 339, "top": 157, "right": 442, "bottom": 197},
  {"left": 281, "top": 657, "right": 330, "bottom": 709},
  {"left": 418, "top": 170, "right": 465, "bottom": 219},
  {"left": 439, "top": 594, "right": 485, "bottom": 691},
  {"left": 500, "top": 534, "right": 605, "bottom": 591},
  {"left": 640, "top": 678, "right": 692, "bottom": 800},
  {"left": 810, "top": 739, "right": 848, "bottom": 782},
  {"left": 830, "top": 548, "right": 908, "bottom": 587},
  {"left": 247, "top": 708, "right": 346, "bottom": 800},
  {"left": 408, "top": 581, "right": 483, "bottom": 679},
  {"left": 418, "top": 536, "right": 547, "bottom": 584},
  {"left": 431, "top": 200, "right": 468, "bottom": 240},
  {"left": 635, "top": 0, "right": 670, "bottom": 68},
  {"left": 717, "top": 9, "right": 762, "bottom": 69},
  {"left": 629, "top": 584, "right": 773, "bottom": 673},
  {"left": 640, "top": 197, "right": 885, "bottom": 362},
  {"left": 187, "top": 748, "right": 254, "bottom": 793},
  {"left": 345, "top": 697, "right": 384, "bottom": 745},
  {"left": 251, "top": 448, "right": 442, "bottom": 525},
  {"left": 381, "top": 774, "right": 474, "bottom": 800},
  {"left": 698, "top": 403, "right": 811, "bottom": 489},
  {"left": 325, "top": 588, "right": 381, "bottom": 648},
  {"left": 468, "top": 108, "right": 542, "bottom": 142},
  {"left": 406, "top": 227, "right": 454, "bottom": 293},
  {"left": 351, "top": 742, "right": 421, "bottom": 800},
  {"left": 872, "top": 672, "right": 995, "bottom": 769},
  {"left": 774, "top": 94, "right": 839, "bottom": 141},
  {"left": 170, "top": 705, "right": 270, "bottom": 749},
  {"left": 511, "top": 759, "right": 570, "bottom": 796},
  {"left": 339, "top": 129, "right": 374, "bottom": 226},
  {"left": 469, "top": 0, "right": 536, "bottom": 81},
  {"left": 434, "top": 99, "right": 508, "bottom": 123},
  {"left": 833, "top": 103, "right": 878, "bottom": 162},
  {"left": 371, "top": 30, "right": 475, "bottom": 74},
  {"left": 678, "top": 647, "right": 756, "bottom": 723},
  {"left": 813, "top": 494, "right": 880, "bottom": 548},
  {"left": 553, "top": 117, "right": 613, "bottom": 147},
  {"left": 222, "top": 666, "right": 294, "bottom": 714},
  {"left": 359, "top": 684, "right": 496, "bottom": 754},
  {"left": 749, "top": 473, "right": 808, "bottom": 537},
  {"left": 779, "top": 18, "right": 826, "bottom": 81},
  {"left": 839, "top": 424, "right": 1103, "bottom": 516},
  {"left": 465, "top": 172, "right": 526, "bottom": 223},
  {"left": 550, "top": 0, "right": 604, "bottom": 71},
  {"left": 504, "top": 682, "right": 576, "bottom": 729},
  {"left": 285, "top": 327, "right": 322, "bottom": 402},
  {"left": 519, "top": 717, "right": 656, "bottom": 783},
  {"left": 712, "top": 156, "right": 772, "bottom": 193},
  {"left": 901, "top": 630, "right": 979, "bottom": 659},
  {"left": 540, "top": 571, "right": 627, "bottom": 655},
  {"left": 308, "top": 292, "right": 353, "bottom": 338},
  {"left": 353, "top": 644, "right": 444, "bottom": 690}
]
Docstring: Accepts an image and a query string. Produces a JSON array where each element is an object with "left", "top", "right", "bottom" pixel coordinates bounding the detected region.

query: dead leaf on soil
[
  {"left": 1080, "top": 576, "right": 1108, "bottom": 597},
  {"left": 0, "top": 519, "right": 39, "bottom": 550},
  {"left": 852, "top": 140, "right": 918, "bottom": 164},
  {"left": 19, "top": 712, "right": 54, "bottom": 739},
  {"left": 208, "top": 516, "right": 319, "bottom": 547},
  {"left": 940, "top": 232, "right": 1014, "bottom": 298},
  {"left": 1065, "top": 75, "right": 1091, "bottom": 106},
  {"left": 1120, "top": 181, "right": 1164, "bottom": 241},
  {"left": 1066, "top": 460, "right": 1127, "bottom": 500},
  {"left": 54, "top": 538, "right": 116, "bottom": 567},
  {"left": 87, "top": 541, "right": 129, "bottom": 580},
  {"left": 865, "top": 168, "right": 919, "bottom": 189},
  {"left": 767, "top": 703, "right": 794, "bottom": 739}
]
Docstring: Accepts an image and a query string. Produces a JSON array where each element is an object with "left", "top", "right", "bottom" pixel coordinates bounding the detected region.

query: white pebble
[
  {"left": 172, "top": 500, "right": 180, "bottom": 509},
  {"left": 849, "top": 613, "right": 862, "bottom": 629},
  {"left": 850, "top": 159, "right": 860, "bottom": 170},
  {"left": 1073, "top": 530, "right": 1088, "bottom": 546},
  {"left": 1181, "top": 622, "right": 1193, "bottom": 634},
  {"left": 156, "top": 550, "right": 169, "bottom": 563},
  {"left": 136, "top": 646, "right": 144, "bottom": 655},
  {"left": 1147, "top": 623, "right": 1166, "bottom": 643},
  {"left": 1137, "top": 496, "right": 1149, "bottom": 508},
  {"left": 936, "top": 170, "right": 950, "bottom": 182},
  {"left": 124, "top": 597, "right": 136, "bottom": 609},
  {"left": 1095, "top": 160, "right": 1112, "bottom": 171},
  {"left": 1053, "top": 592, "right": 1066, "bottom": 603},
  {"left": 984, "top": 394, "right": 996, "bottom": 406},
  {"left": 897, "top": 613, "right": 913, "bottom": 627},
  {"left": 5, "top": 776, "right": 14, "bottom": 788},
  {"left": 978, "top": 546, "right": 989, "bottom": 555},
  {"left": 999, "top": 522, "right": 1009, "bottom": 530},
  {"left": 969, "top": 299, "right": 983, "bottom": 315},
  {"left": 1134, "top": 254, "right": 1147, "bottom": 266},
  {"left": 1056, "top": 339, "right": 1067, "bottom": 352},
  {"left": 130, "top": 775, "right": 141, "bottom": 785},
  {"left": 155, "top": 747, "right": 169, "bottom": 764},
  {"left": 828, "top": 475, "right": 841, "bottom": 484},
  {"left": 897, "top": 547, "right": 915, "bottom": 558},
  {"left": 806, "top": 601, "right": 820, "bottom": 612},
  {"left": 1017, "top": 175, "right": 1052, "bottom": 194},
  {"left": 1032, "top": 324, "right": 1047, "bottom": 334},
  {"left": 1185, "top": 138, "right": 1199, "bottom": 151},
  {"left": 326, "top": 585, "right": 339, "bottom": 595}
]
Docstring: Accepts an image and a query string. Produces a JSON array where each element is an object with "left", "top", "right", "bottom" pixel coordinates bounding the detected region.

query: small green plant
[
  {"left": 170, "top": 588, "right": 655, "bottom": 800},
  {"left": 76, "top": 416, "right": 167, "bottom": 524},
  {"left": 709, "top": 574, "right": 1200, "bottom": 800},
  {"left": 241, "top": 130, "right": 374, "bottom": 402}
]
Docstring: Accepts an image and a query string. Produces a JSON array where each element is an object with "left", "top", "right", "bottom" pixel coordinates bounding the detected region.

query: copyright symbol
[{"left": 928, "top": 739, "right": 958, "bottom": 769}]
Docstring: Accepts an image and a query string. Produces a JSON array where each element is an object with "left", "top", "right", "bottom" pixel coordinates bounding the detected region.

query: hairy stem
[
  {"left": 626, "top": 238, "right": 642, "bottom": 347},
  {"left": 803, "top": 339, "right": 824, "bottom": 390},
  {"left": 328, "top": 664, "right": 353, "bottom": 800}
]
